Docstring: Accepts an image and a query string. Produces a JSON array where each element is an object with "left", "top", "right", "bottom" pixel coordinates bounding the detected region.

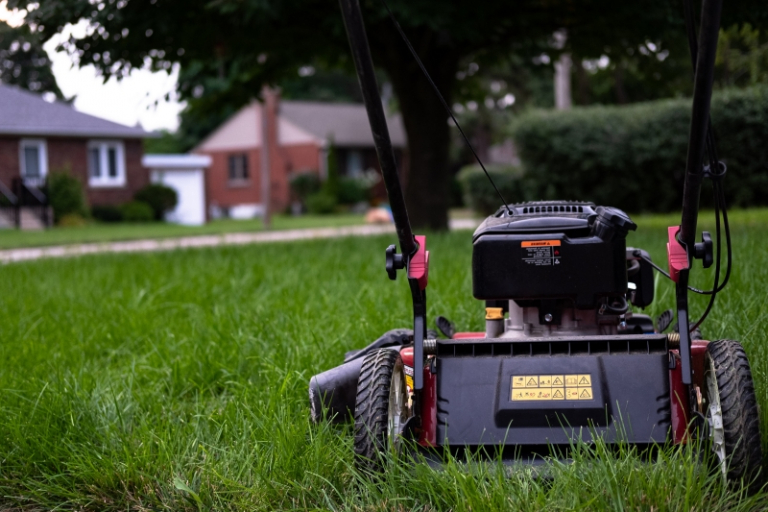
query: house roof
[
  {"left": 194, "top": 99, "right": 406, "bottom": 152},
  {"left": 0, "top": 83, "right": 153, "bottom": 139},
  {"left": 280, "top": 101, "right": 406, "bottom": 148}
]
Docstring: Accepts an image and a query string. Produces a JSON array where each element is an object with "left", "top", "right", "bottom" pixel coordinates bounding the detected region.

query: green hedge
[
  {"left": 457, "top": 164, "right": 526, "bottom": 216},
  {"left": 510, "top": 87, "right": 768, "bottom": 212}
]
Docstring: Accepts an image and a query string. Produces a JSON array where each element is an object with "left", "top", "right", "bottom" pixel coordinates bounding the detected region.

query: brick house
[
  {"left": 194, "top": 91, "right": 406, "bottom": 218},
  {"left": 0, "top": 83, "right": 154, "bottom": 220}
]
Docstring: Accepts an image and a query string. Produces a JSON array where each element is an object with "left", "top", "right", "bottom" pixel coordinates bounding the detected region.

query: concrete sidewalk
[{"left": 0, "top": 218, "right": 479, "bottom": 264}]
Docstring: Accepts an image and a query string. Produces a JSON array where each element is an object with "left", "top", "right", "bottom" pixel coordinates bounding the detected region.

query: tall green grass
[{"left": 0, "top": 210, "right": 766, "bottom": 510}]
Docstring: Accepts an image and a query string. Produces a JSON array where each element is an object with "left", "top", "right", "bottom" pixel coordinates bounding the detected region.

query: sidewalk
[{"left": 0, "top": 218, "right": 479, "bottom": 264}]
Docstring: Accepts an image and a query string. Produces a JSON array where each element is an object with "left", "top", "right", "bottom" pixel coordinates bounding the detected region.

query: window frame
[
  {"left": 227, "top": 153, "right": 250, "bottom": 185},
  {"left": 18, "top": 138, "right": 48, "bottom": 184},
  {"left": 88, "top": 140, "right": 127, "bottom": 188}
]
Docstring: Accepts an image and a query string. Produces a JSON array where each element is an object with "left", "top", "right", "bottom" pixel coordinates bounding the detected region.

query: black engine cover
[{"left": 472, "top": 201, "right": 636, "bottom": 308}]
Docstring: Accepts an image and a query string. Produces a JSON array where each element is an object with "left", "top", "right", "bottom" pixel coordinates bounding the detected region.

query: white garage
[{"left": 142, "top": 154, "right": 211, "bottom": 226}]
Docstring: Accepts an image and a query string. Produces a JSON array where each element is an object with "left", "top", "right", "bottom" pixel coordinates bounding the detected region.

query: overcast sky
[{"left": 1, "top": 1, "right": 184, "bottom": 132}]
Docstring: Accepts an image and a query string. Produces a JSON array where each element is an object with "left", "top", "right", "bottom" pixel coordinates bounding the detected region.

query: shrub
[
  {"left": 337, "top": 176, "right": 369, "bottom": 205},
  {"left": 289, "top": 172, "right": 321, "bottom": 203},
  {"left": 91, "top": 205, "right": 123, "bottom": 223},
  {"left": 511, "top": 86, "right": 768, "bottom": 212},
  {"left": 58, "top": 213, "right": 87, "bottom": 227},
  {"left": 120, "top": 201, "right": 154, "bottom": 222},
  {"left": 457, "top": 164, "right": 527, "bottom": 216},
  {"left": 134, "top": 184, "right": 178, "bottom": 221},
  {"left": 46, "top": 170, "right": 87, "bottom": 223},
  {"left": 305, "top": 191, "right": 338, "bottom": 214}
]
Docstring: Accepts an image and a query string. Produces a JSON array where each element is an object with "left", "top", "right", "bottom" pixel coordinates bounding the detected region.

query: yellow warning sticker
[{"left": 512, "top": 374, "right": 594, "bottom": 401}]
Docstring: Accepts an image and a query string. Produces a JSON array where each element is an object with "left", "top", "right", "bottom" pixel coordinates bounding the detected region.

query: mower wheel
[
  {"left": 353, "top": 348, "right": 410, "bottom": 472},
  {"left": 704, "top": 339, "right": 763, "bottom": 489}
]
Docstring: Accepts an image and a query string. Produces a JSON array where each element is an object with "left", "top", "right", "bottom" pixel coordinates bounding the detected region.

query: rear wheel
[
  {"left": 353, "top": 348, "right": 411, "bottom": 472},
  {"left": 704, "top": 339, "right": 763, "bottom": 489}
]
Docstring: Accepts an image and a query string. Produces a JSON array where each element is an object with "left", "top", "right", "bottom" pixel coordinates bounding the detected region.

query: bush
[
  {"left": 457, "top": 164, "right": 526, "bottom": 216},
  {"left": 91, "top": 205, "right": 123, "bottom": 223},
  {"left": 337, "top": 176, "right": 369, "bottom": 205},
  {"left": 47, "top": 170, "right": 87, "bottom": 223},
  {"left": 58, "top": 213, "right": 87, "bottom": 227},
  {"left": 134, "top": 184, "right": 178, "bottom": 221},
  {"left": 289, "top": 172, "right": 322, "bottom": 202},
  {"left": 305, "top": 191, "right": 338, "bottom": 214},
  {"left": 511, "top": 86, "right": 768, "bottom": 212},
  {"left": 120, "top": 201, "right": 154, "bottom": 222}
]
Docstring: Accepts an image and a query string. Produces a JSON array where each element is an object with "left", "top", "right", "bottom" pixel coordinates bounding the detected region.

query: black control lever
[
  {"left": 385, "top": 244, "right": 405, "bottom": 280},
  {"left": 694, "top": 231, "right": 713, "bottom": 268}
]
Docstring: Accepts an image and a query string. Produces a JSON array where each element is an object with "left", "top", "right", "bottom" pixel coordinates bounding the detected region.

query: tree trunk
[{"left": 376, "top": 36, "right": 458, "bottom": 231}]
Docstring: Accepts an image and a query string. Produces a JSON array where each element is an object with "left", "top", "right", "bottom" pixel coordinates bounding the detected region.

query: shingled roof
[
  {"left": 279, "top": 101, "right": 406, "bottom": 148},
  {"left": 0, "top": 83, "right": 152, "bottom": 139}
]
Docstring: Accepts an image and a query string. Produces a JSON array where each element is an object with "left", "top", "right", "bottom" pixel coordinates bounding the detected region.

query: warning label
[
  {"left": 511, "top": 374, "right": 593, "bottom": 402},
  {"left": 522, "top": 240, "right": 562, "bottom": 266}
]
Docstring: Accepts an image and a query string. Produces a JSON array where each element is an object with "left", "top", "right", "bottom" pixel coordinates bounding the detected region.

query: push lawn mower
[{"left": 309, "top": 0, "right": 763, "bottom": 486}]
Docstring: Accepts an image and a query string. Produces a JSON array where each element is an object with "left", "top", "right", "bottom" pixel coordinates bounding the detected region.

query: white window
[
  {"left": 88, "top": 140, "right": 126, "bottom": 187},
  {"left": 19, "top": 139, "right": 48, "bottom": 185}
]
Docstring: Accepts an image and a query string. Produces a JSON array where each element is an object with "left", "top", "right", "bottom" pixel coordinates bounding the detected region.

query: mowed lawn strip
[
  {"left": 0, "top": 213, "right": 366, "bottom": 249},
  {"left": 0, "top": 210, "right": 766, "bottom": 510}
]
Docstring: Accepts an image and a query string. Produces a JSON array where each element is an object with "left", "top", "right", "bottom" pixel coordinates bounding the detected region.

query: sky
[{"left": 0, "top": 1, "right": 184, "bottom": 132}]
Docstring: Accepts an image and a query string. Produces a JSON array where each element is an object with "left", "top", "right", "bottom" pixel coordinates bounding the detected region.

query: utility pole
[{"left": 260, "top": 86, "right": 274, "bottom": 229}]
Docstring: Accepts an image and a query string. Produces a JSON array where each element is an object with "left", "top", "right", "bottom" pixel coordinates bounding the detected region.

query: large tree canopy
[
  {"left": 0, "top": 21, "right": 66, "bottom": 100},
  {"left": 11, "top": 0, "right": 766, "bottom": 228}
]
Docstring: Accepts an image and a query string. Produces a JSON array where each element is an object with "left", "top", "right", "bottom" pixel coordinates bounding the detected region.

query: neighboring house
[
  {"left": 0, "top": 83, "right": 154, "bottom": 226},
  {"left": 194, "top": 91, "right": 407, "bottom": 218}
]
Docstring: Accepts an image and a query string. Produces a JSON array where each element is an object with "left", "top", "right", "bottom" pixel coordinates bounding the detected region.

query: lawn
[
  {"left": 0, "top": 209, "right": 766, "bottom": 510},
  {"left": 0, "top": 213, "right": 366, "bottom": 250}
]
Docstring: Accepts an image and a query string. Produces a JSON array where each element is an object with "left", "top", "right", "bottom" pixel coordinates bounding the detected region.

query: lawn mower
[{"left": 309, "top": 0, "right": 763, "bottom": 486}]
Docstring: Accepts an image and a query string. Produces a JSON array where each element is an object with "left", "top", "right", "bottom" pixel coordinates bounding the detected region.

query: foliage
[
  {"left": 305, "top": 190, "right": 338, "bottom": 214},
  {"left": 134, "top": 184, "right": 178, "bottom": 221},
  {"left": 511, "top": 86, "right": 768, "bottom": 213},
  {"left": 0, "top": 21, "right": 66, "bottom": 100},
  {"left": 57, "top": 213, "right": 86, "bottom": 227},
  {"left": 91, "top": 205, "right": 123, "bottom": 223},
  {"left": 337, "top": 177, "right": 369, "bottom": 205},
  {"left": 716, "top": 23, "right": 768, "bottom": 88},
  {"left": 458, "top": 164, "right": 526, "bottom": 215},
  {"left": 46, "top": 170, "right": 87, "bottom": 223},
  {"left": 120, "top": 201, "right": 154, "bottom": 223},
  {"left": 1, "top": 213, "right": 768, "bottom": 509},
  {"left": 15, "top": 0, "right": 767, "bottom": 229},
  {"left": 143, "top": 130, "right": 189, "bottom": 155},
  {"left": 324, "top": 144, "right": 340, "bottom": 200},
  {"left": 288, "top": 172, "right": 321, "bottom": 203}
]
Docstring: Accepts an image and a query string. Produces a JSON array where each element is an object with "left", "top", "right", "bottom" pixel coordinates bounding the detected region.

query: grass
[
  {"left": 0, "top": 209, "right": 767, "bottom": 510},
  {"left": 0, "top": 213, "right": 366, "bottom": 249}
]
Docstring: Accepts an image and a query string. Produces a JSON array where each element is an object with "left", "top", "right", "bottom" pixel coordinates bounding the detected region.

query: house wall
[
  {"left": 0, "top": 136, "right": 20, "bottom": 192},
  {"left": 200, "top": 142, "right": 321, "bottom": 216},
  {"left": 0, "top": 136, "right": 147, "bottom": 206}
]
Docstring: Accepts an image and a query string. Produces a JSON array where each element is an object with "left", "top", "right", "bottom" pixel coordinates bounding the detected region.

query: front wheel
[
  {"left": 704, "top": 339, "right": 763, "bottom": 490},
  {"left": 353, "top": 348, "right": 411, "bottom": 472}
]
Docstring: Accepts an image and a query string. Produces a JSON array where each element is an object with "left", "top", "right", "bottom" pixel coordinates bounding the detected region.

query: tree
[
  {"left": 12, "top": 0, "right": 766, "bottom": 229},
  {"left": 0, "top": 21, "right": 66, "bottom": 100}
]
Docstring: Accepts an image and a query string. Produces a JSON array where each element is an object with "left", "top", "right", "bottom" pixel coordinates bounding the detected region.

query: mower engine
[{"left": 473, "top": 201, "right": 654, "bottom": 339}]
